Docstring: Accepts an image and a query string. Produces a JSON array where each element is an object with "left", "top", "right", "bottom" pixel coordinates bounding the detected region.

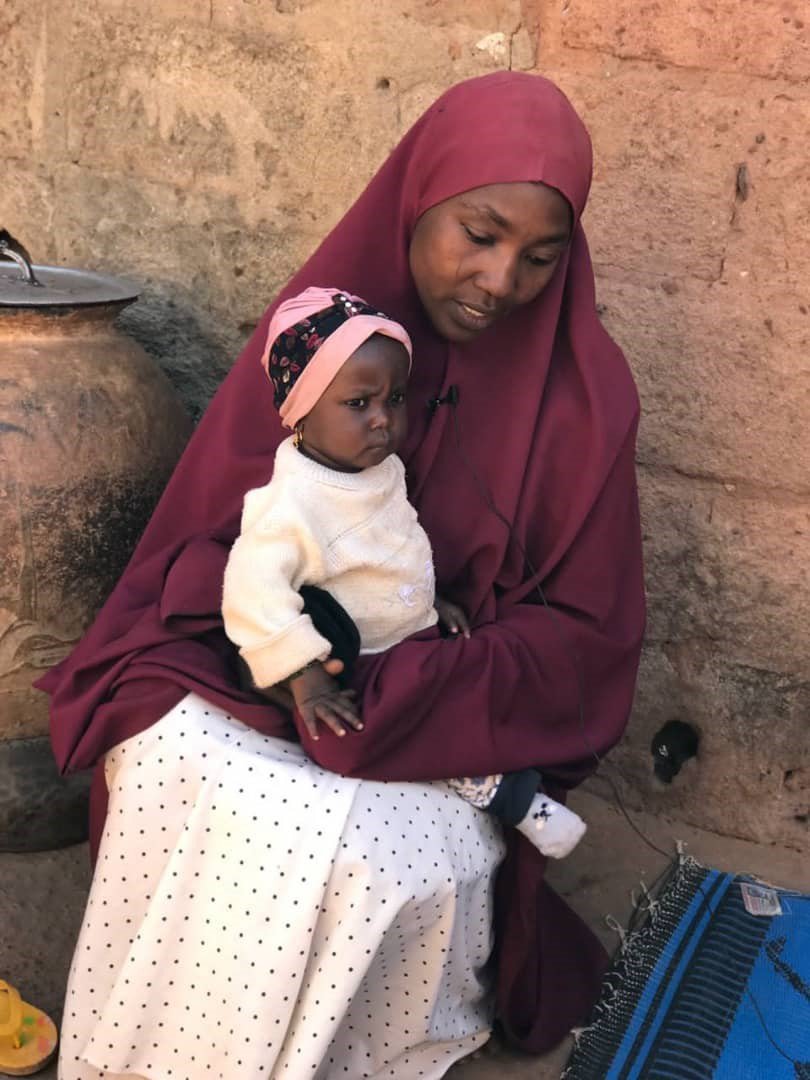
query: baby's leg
[
  {"left": 445, "top": 771, "right": 586, "bottom": 859},
  {"left": 514, "top": 789, "right": 587, "bottom": 858}
]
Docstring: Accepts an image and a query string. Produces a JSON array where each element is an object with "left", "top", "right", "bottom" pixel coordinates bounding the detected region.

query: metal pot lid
[{"left": 0, "top": 241, "right": 139, "bottom": 308}]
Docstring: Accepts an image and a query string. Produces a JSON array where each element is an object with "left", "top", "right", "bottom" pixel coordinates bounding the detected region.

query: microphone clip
[{"left": 428, "top": 385, "right": 459, "bottom": 414}]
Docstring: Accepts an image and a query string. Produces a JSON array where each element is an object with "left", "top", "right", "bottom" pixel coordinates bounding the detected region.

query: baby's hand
[
  {"left": 288, "top": 661, "right": 363, "bottom": 740},
  {"left": 435, "top": 596, "right": 471, "bottom": 639}
]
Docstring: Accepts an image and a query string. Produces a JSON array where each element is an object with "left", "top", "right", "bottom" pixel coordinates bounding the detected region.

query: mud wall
[{"left": 2, "top": 0, "right": 808, "bottom": 847}]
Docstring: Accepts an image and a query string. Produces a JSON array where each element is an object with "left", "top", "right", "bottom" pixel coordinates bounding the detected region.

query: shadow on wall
[{"left": 117, "top": 279, "right": 256, "bottom": 423}]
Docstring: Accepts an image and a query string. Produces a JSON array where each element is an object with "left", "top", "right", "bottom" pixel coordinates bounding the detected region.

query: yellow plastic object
[{"left": 0, "top": 981, "right": 58, "bottom": 1076}]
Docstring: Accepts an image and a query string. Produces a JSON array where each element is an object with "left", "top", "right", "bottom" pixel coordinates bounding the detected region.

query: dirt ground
[{"left": 1, "top": 789, "right": 806, "bottom": 1080}]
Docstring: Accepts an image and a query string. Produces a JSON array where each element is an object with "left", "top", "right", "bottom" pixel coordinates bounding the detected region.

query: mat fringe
[{"left": 561, "top": 853, "right": 708, "bottom": 1080}]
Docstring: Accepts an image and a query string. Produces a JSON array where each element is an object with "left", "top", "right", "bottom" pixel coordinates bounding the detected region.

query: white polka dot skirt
[{"left": 60, "top": 693, "right": 506, "bottom": 1079}]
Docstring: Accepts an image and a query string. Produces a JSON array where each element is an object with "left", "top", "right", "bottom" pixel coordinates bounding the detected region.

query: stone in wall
[
  {"left": 560, "top": 0, "right": 810, "bottom": 83},
  {"left": 640, "top": 472, "right": 810, "bottom": 681},
  {"left": 597, "top": 274, "right": 810, "bottom": 492},
  {"left": 555, "top": 67, "right": 733, "bottom": 282},
  {"left": 0, "top": 0, "right": 47, "bottom": 157},
  {"left": 550, "top": 66, "right": 810, "bottom": 289}
]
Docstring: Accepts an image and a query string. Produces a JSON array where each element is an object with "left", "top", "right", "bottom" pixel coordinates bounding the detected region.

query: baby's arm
[
  {"left": 222, "top": 520, "right": 331, "bottom": 686},
  {"left": 222, "top": 516, "right": 360, "bottom": 737}
]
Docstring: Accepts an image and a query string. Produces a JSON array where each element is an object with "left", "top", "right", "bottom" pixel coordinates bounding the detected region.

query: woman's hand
[
  {"left": 288, "top": 660, "right": 363, "bottom": 740},
  {"left": 435, "top": 596, "right": 471, "bottom": 639}
]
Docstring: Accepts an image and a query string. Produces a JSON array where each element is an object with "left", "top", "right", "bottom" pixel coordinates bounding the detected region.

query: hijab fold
[{"left": 38, "top": 72, "right": 645, "bottom": 1052}]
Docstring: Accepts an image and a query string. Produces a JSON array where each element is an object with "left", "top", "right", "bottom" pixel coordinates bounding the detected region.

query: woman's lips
[{"left": 451, "top": 299, "right": 496, "bottom": 332}]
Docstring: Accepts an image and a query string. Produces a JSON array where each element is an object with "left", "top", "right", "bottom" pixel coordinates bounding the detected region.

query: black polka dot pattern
[{"left": 59, "top": 694, "right": 505, "bottom": 1078}]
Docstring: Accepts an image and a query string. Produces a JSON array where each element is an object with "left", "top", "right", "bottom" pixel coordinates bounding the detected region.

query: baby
[{"left": 222, "top": 286, "right": 586, "bottom": 858}]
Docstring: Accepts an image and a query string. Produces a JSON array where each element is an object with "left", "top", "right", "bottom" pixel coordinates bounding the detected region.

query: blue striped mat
[{"left": 563, "top": 857, "right": 810, "bottom": 1079}]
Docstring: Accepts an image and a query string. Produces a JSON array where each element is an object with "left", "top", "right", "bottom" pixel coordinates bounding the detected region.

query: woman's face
[{"left": 408, "top": 181, "right": 572, "bottom": 343}]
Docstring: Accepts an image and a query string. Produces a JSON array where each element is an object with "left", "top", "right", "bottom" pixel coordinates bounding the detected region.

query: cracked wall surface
[{"left": 1, "top": 0, "right": 808, "bottom": 847}]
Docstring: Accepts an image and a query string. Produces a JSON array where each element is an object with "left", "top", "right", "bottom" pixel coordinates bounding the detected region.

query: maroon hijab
[{"left": 40, "top": 72, "right": 645, "bottom": 1051}]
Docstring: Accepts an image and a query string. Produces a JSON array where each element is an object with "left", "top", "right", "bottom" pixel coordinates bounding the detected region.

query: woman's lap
[{"left": 60, "top": 693, "right": 505, "bottom": 1079}]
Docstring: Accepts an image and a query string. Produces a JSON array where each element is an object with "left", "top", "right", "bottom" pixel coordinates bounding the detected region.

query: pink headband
[{"left": 260, "top": 286, "right": 413, "bottom": 430}]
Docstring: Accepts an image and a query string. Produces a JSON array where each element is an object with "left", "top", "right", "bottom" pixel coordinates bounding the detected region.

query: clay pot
[{"left": 0, "top": 248, "right": 193, "bottom": 850}]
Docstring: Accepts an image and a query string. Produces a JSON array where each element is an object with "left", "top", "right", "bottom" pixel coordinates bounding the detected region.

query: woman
[{"left": 41, "top": 71, "right": 645, "bottom": 1078}]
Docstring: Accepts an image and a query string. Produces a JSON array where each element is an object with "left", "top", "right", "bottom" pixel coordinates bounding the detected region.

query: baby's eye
[
  {"left": 389, "top": 390, "right": 406, "bottom": 406},
  {"left": 345, "top": 398, "right": 368, "bottom": 409}
]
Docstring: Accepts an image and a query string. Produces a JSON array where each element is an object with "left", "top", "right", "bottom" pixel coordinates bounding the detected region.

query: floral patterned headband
[{"left": 261, "top": 287, "right": 413, "bottom": 429}]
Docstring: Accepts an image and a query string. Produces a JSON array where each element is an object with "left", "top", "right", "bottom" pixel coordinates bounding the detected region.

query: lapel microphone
[{"left": 427, "top": 385, "right": 460, "bottom": 414}]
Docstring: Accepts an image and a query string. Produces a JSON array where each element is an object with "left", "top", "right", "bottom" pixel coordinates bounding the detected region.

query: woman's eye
[
  {"left": 527, "top": 252, "right": 557, "bottom": 267},
  {"left": 462, "top": 224, "right": 493, "bottom": 246},
  {"left": 345, "top": 398, "right": 367, "bottom": 409}
]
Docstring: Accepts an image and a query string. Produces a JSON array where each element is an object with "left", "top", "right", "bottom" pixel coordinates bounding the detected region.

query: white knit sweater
[{"left": 222, "top": 437, "right": 438, "bottom": 688}]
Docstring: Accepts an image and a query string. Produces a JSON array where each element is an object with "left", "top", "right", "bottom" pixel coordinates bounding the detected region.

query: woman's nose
[{"left": 476, "top": 251, "right": 519, "bottom": 302}]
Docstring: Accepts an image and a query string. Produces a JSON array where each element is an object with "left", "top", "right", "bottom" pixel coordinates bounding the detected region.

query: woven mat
[{"left": 563, "top": 856, "right": 810, "bottom": 1079}]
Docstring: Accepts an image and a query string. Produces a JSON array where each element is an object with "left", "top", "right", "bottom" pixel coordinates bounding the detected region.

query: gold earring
[{"left": 293, "top": 423, "right": 303, "bottom": 449}]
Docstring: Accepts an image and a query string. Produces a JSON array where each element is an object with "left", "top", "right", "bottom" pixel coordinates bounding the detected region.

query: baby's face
[{"left": 298, "top": 334, "right": 410, "bottom": 473}]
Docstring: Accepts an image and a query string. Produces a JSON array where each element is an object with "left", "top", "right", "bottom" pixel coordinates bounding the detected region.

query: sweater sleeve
[{"left": 221, "top": 506, "right": 332, "bottom": 689}]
